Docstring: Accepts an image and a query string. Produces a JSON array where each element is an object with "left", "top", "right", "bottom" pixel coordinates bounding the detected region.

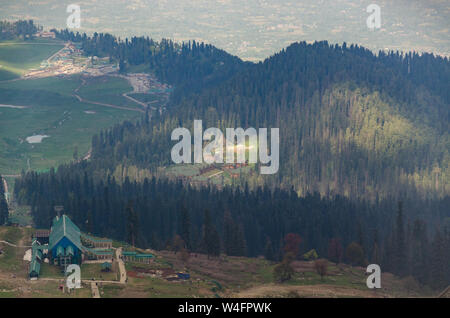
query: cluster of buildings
[
  {"left": 28, "top": 214, "right": 154, "bottom": 279},
  {"left": 34, "top": 31, "right": 55, "bottom": 38},
  {"left": 29, "top": 215, "right": 113, "bottom": 279}
]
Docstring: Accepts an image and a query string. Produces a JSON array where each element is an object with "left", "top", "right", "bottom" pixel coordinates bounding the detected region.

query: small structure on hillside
[
  {"left": 49, "top": 215, "right": 83, "bottom": 266},
  {"left": 29, "top": 214, "right": 114, "bottom": 279},
  {"left": 122, "top": 251, "right": 154, "bottom": 264},
  {"left": 81, "top": 233, "right": 113, "bottom": 249},
  {"left": 28, "top": 240, "right": 44, "bottom": 278},
  {"left": 33, "top": 230, "right": 50, "bottom": 245},
  {"left": 101, "top": 262, "right": 112, "bottom": 272},
  {"left": 34, "top": 31, "right": 55, "bottom": 38}
]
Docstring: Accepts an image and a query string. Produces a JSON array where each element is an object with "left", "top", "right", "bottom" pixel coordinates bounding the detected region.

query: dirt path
[
  {"left": 91, "top": 282, "right": 100, "bottom": 298},
  {"left": 73, "top": 77, "right": 145, "bottom": 113},
  {"left": 0, "top": 104, "right": 28, "bottom": 109},
  {"left": 72, "top": 93, "right": 145, "bottom": 113},
  {"left": 122, "top": 92, "right": 147, "bottom": 108},
  {"left": 46, "top": 43, "right": 69, "bottom": 64},
  {"left": 232, "top": 283, "right": 387, "bottom": 298},
  {"left": 0, "top": 240, "right": 31, "bottom": 248},
  {"left": 116, "top": 247, "right": 127, "bottom": 284}
]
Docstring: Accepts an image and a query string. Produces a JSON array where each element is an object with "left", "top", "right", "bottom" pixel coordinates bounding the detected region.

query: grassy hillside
[
  {"left": 0, "top": 226, "right": 435, "bottom": 298},
  {"left": 0, "top": 39, "right": 155, "bottom": 176},
  {"left": 0, "top": 74, "right": 142, "bottom": 175},
  {"left": 0, "top": 38, "right": 64, "bottom": 80}
]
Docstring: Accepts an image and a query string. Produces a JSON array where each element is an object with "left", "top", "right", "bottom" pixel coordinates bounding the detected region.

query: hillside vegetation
[
  {"left": 0, "top": 226, "right": 436, "bottom": 298},
  {"left": 11, "top": 34, "right": 450, "bottom": 291}
]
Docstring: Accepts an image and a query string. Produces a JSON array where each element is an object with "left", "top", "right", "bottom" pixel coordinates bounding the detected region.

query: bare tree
[{"left": 314, "top": 259, "right": 328, "bottom": 281}]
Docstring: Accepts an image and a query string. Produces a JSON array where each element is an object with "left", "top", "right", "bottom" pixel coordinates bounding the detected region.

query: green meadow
[
  {"left": 0, "top": 40, "right": 144, "bottom": 176},
  {"left": 77, "top": 76, "right": 141, "bottom": 108},
  {"left": 0, "top": 75, "right": 142, "bottom": 175},
  {"left": 0, "top": 38, "right": 64, "bottom": 80}
]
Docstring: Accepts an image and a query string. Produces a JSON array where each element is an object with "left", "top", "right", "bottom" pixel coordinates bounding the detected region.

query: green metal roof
[
  {"left": 29, "top": 259, "right": 41, "bottom": 275},
  {"left": 31, "top": 241, "right": 43, "bottom": 260},
  {"left": 49, "top": 215, "right": 82, "bottom": 251},
  {"left": 92, "top": 251, "right": 113, "bottom": 255},
  {"left": 122, "top": 251, "right": 137, "bottom": 256},
  {"left": 135, "top": 254, "right": 154, "bottom": 258},
  {"left": 32, "top": 248, "right": 42, "bottom": 260}
]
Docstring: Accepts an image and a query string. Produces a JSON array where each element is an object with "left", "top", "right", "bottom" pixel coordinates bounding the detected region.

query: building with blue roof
[
  {"left": 49, "top": 215, "right": 83, "bottom": 266},
  {"left": 29, "top": 214, "right": 114, "bottom": 279}
]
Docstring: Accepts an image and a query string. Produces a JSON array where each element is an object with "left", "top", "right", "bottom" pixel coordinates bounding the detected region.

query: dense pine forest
[
  {"left": 13, "top": 164, "right": 450, "bottom": 289},
  {"left": 0, "top": 20, "right": 39, "bottom": 40},
  {"left": 52, "top": 29, "right": 248, "bottom": 101},
  {"left": 87, "top": 39, "right": 449, "bottom": 201},
  {"left": 13, "top": 30, "right": 450, "bottom": 288}
]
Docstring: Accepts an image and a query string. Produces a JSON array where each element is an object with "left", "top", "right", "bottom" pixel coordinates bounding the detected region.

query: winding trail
[
  {"left": 122, "top": 92, "right": 147, "bottom": 108},
  {"left": 0, "top": 240, "right": 31, "bottom": 248},
  {"left": 73, "top": 77, "right": 145, "bottom": 113}
]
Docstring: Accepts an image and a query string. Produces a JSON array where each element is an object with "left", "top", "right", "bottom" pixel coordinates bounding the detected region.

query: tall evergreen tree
[
  {"left": 126, "top": 201, "right": 139, "bottom": 246},
  {"left": 395, "top": 201, "right": 407, "bottom": 277},
  {"left": 411, "top": 219, "right": 429, "bottom": 285},
  {"left": 179, "top": 205, "right": 191, "bottom": 250},
  {"left": 202, "top": 209, "right": 220, "bottom": 258},
  {"left": 328, "top": 238, "right": 343, "bottom": 265},
  {"left": 264, "top": 237, "right": 275, "bottom": 261},
  {"left": 430, "top": 229, "right": 446, "bottom": 290}
]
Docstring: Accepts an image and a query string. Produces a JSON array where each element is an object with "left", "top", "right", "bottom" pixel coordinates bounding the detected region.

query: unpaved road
[
  {"left": 116, "top": 247, "right": 127, "bottom": 284},
  {"left": 46, "top": 42, "right": 69, "bottom": 64},
  {"left": 91, "top": 282, "right": 100, "bottom": 298},
  {"left": 122, "top": 92, "right": 147, "bottom": 108},
  {"left": 72, "top": 93, "right": 145, "bottom": 113},
  {"left": 232, "top": 283, "right": 389, "bottom": 298},
  {"left": 0, "top": 104, "right": 28, "bottom": 109},
  {"left": 0, "top": 240, "right": 31, "bottom": 248},
  {"left": 73, "top": 77, "right": 145, "bottom": 113}
]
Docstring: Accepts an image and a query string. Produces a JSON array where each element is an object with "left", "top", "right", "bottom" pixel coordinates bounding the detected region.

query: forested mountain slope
[
  {"left": 52, "top": 29, "right": 249, "bottom": 101},
  {"left": 13, "top": 39, "right": 450, "bottom": 289},
  {"left": 90, "top": 41, "right": 449, "bottom": 201}
]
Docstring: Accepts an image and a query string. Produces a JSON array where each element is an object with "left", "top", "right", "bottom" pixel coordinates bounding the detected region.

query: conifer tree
[{"left": 395, "top": 201, "right": 407, "bottom": 277}]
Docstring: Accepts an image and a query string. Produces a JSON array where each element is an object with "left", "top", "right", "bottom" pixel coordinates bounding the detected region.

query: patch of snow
[
  {"left": 26, "top": 135, "right": 49, "bottom": 144},
  {"left": 23, "top": 249, "right": 32, "bottom": 262}
]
